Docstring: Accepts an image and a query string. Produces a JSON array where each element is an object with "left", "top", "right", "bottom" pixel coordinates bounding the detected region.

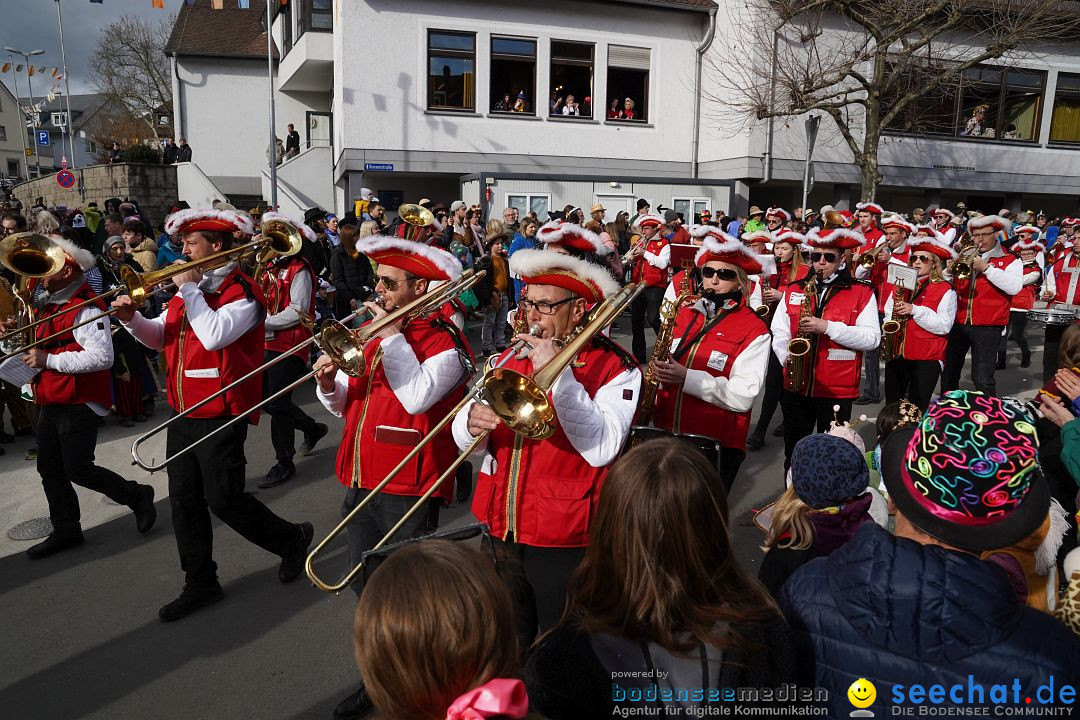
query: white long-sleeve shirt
[
  {"left": 265, "top": 265, "right": 312, "bottom": 332},
  {"left": 977, "top": 252, "right": 1023, "bottom": 297},
  {"left": 1044, "top": 251, "right": 1080, "bottom": 301},
  {"left": 316, "top": 333, "right": 466, "bottom": 417},
  {"left": 673, "top": 308, "right": 770, "bottom": 413},
  {"left": 884, "top": 288, "right": 957, "bottom": 335},
  {"left": 770, "top": 277, "right": 880, "bottom": 365},
  {"left": 644, "top": 243, "right": 671, "bottom": 270},
  {"left": 451, "top": 360, "right": 641, "bottom": 470},
  {"left": 43, "top": 304, "right": 115, "bottom": 416},
  {"left": 121, "top": 281, "right": 261, "bottom": 352}
]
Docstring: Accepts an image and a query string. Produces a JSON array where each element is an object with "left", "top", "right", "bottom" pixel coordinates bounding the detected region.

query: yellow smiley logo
[{"left": 848, "top": 678, "right": 877, "bottom": 709}]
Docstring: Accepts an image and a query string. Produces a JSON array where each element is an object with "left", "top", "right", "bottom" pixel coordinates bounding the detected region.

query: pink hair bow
[{"left": 445, "top": 678, "right": 529, "bottom": 720}]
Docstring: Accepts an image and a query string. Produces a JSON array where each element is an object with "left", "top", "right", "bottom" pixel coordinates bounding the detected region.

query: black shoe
[
  {"left": 1021, "top": 354, "right": 1032, "bottom": 368},
  {"left": 131, "top": 484, "right": 157, "bottom": 534},
  {"left": 996, "top": 353, "right": 1007, "bottom": 370},
  {"left": 158, "top": 583, "right": 225, "bottom": 622},
  {"left": 279, "top": 521, "right": 314, "bottom": 583},
  {"left": 300, "top": 422, "right": 329, "bottom": 456},
  {"left": 772, "top": 422, "right": 785, "bottom": 437},
  {"left": 853, "top": 395, "right": 877, "bottom": 406},
  {"left": 119, "top": 417, "right": 135, "bottom": 428},
  {"left": 333, "top": 685, "right": 375, "bottom": 720},
  {"left": 26, "top": 531, "right": 84, "bottom": 559},
  {"left": 747, "top": 429, "right": 765, "bottom": 451},
  {"left": 258, "top": 462, "right": 296, "bottom": 489}
]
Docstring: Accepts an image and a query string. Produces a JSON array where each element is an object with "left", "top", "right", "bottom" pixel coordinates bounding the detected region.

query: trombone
[
  {"left": 304, "top": 281, "right": 645, "bottom": 593},
  {"left": 0, "top": 220, "right": 303, "bottom": 363},
  {"left": 130, "top": 269, "right": 486, "bottom": 472}
]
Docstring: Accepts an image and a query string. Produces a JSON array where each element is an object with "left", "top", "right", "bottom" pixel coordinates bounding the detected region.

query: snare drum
[
  {"left": 625, "top": 426, "right": 722, "bottom": 467},
  {"left": 1027, "top": 307, "right": 1076, "bottom": 325}
]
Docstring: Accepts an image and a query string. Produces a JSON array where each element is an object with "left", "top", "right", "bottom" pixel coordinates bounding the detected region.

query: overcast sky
[{"left": 2, "top": 0, "right": 168, "bottom": 97}]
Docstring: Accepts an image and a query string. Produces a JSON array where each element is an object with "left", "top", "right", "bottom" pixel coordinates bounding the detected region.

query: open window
[
  {"left": 550, "top": 41, "right": 593, "bottom": 119},
  {"left": 490, "top": 37, "right": 536, "bottom": 115},
  {"left": 605, "top": 46, "right": 650, "bottom": 122}
]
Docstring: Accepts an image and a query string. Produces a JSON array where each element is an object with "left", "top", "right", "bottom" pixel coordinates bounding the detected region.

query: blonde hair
[
  {"left": 358, "top": 220, "right": 379, "bottom": 238},
  {"left": 762, "top": 486, "right": 816, "bottom": 551},
  {"left": 33, "top": 210, "right": 59, "bottom": 236}
]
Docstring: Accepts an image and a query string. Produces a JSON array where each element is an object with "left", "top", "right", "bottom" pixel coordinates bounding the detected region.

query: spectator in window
[
  {"left": 1004, "top": 123, "right": 1019, "bottom": 139},
  {"left": 513, "top": 92, "right": 528, "bottom": 113},
  {"left": 622, "top": 97, "right": 636, "bottom": 120},
  {"left": 495, "top": 92, "right": 512, "bottom": 111},
  {"left": 329, "top": 219, "right": 375, "bottom": 321},
  {"left": 961, "top": 103, "right": 988, "bottom": 136},
  {"left": 526, "top": 438, "right": 801, "bottom": 717},
  {"left": 607, "top": 98, "right": 621, "bottom": 119},
  {"left": 177, "top": 137, "right": 192, "bottom": 162},
  {"left": 550, "top": 90, "right": 564, "bottom": 114},
  {"left": 562, "top": 94, "right": 580, "bottom": 116},
  {"left": 285, "top": 123, "right": 301, "bottom": 159}
]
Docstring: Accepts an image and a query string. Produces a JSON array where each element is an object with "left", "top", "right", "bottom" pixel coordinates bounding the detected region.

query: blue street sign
[
  {"left": 37, "top": 131, "right": 50, "bottom": 146},
  {"left": 364, "top": 163, "right": 393, "bottom": 171}
]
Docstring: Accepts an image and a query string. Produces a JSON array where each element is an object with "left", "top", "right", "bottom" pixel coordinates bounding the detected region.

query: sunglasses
[
  {"left": 810, "top": 252, "right": 838, "bottom": 263},
  {"left": 911, "top": 253, "right": 934, "bottom": 263},
  {"left": 375, "top": 274, "right": 415, "bottom": 291},
  {"left": 701, "top": 266, "right": 738, "bottom": 280}
]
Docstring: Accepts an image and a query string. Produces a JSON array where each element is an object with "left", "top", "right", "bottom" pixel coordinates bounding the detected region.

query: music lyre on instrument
[
  {"left": 130, "top": 268, "right": 486, "bottom": 472},
  {"left": 304, "top": 282, "right": 645, "bottom": 593},
  {"left": 0, "top": 220, "right": 303, "bottom": 363}
]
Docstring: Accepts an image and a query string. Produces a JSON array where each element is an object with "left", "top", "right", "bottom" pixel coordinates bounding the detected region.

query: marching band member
[
  {"left": 765, "top": 207, "right": 790, "bottom": 234},
  {"left": 771, "top": 227, "right": 880, "bottom": 467},
  {"left": 312, "top": 236, "right": 470, "bottom": 590},
  {"left": 627, "top": 213, "right": 668, "bottom": 362},
  {"left": 932, "top": 207, "right": 956, "bottom": 238},
  {"left": 651, "top": 231, "right": 771, "bottom": 491},
  {"left": 740, "top": 230, "right": 774, "bottom": 312},
  {"left": 940, "top": 215, "right": 1022, "bottom": 397},
  {"left": 453, "top": 249, "right": 640, "bottom": 646},
  {"left": 882, "top": 232, "right": 956, "bottom": 410},
  {"left": 854, "top": 214, "right": 914, "bottom": 405},
  {"left": 748, "top": 230, "right": 810, "bottom": 450},
  {"left": 998, "top": 227, "right": 1043, "bottom": 370},
  {"left": 19, "top": 236, "right": 156, "bottom": 559},
  {"left": 853, "top": 201, "right": 885, "bottom": 255},
  {"left": 257, "top": 213, "right": 327, "bottom": 489},
  {"left": 114, "top": 208, "right": 313, "bottom": 622},
  {"left": 1041, "top": 222, "right": 1080, "bottom": 381}
]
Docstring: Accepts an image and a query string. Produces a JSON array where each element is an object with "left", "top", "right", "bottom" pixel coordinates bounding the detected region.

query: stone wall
[{"left": 13, "top": 163, "right": 178, "bottom": 227}]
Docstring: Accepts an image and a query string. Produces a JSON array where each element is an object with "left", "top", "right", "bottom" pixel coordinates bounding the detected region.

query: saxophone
[
  {"left": 637, "top": 265, "right": 699, "bottom": 424},
  {"left": 783, "top": 272, "right": 818, "bottom": 394},
  {"left": 881, "top": 283, "right": 913, "bottom": 362}
]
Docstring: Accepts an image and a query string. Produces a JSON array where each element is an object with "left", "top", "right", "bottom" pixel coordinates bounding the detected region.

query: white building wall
[{"left": 0, "top": 82, "right": 26, "bottom": 179}]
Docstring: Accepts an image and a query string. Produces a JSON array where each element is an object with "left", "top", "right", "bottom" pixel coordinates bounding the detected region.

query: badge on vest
[
  {"left": 707, "top": 350, "right": 729, "bottom": 372},
  {"left": 278, "top": 268, "right": 289, "bottom": 280},
  {"left": 826, "top": 348, "right": 856, "bottom": 361},
  {"left": 789, "top": 293, "right": 805, "bottom": 306},
  {"left": 184, "top": 368, "right": 220, "bottom": 379}
]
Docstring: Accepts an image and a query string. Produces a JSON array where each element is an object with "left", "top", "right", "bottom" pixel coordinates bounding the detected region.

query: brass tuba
[
  {"left": 0, "top": 233, "right": 67, "bottom": 353},
  {"left": 398, "top": 204, "right": 436, "bottom": 241},
  {"left": 783, "top": 272, "right": 818, "bottom": 394}
]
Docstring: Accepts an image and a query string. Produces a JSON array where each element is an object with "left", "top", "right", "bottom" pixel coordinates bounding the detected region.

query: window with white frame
[
  {"left": 428, "top": 30, "right": 476, "bottom": 112},
  {"left": 50, "top": 112, "right": 67, "bottom": 128},
  {"left": 0, "top": 126, "right": 6, "bottom": 142},
  {"left": 606, "top": 45, "right": 650, "bottom": 122},
  {"left": 550, "top": 41, "right": 594, "bottom": 118},
  {"left": 507, "top": 193, "right": 550, "bottom": 220},
  {"left": 490, "top": 37, "right": 536, "bottom": 115},
  {"left": 672, "top": 198, "right": 711, "bottom": 225}
]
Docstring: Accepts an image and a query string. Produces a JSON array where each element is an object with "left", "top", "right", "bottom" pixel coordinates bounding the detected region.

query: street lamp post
[
  {"left": 6, "top": 55, "right": 30, "bottom": 180},
  {"left": 55, "top": 0, "right": 76, "bottom": 170},
  {"left": 5, "top": 48, "right": 45, "bottom": 178}
]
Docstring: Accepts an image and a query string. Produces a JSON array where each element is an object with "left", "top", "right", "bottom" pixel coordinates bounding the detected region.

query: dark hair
[
  {"left": 1059, "top": 324, "right": 1080, "bottom": 369},
  {"left": 560, "top": 438, "right": 779, "bottom": 654},
  {"left": 2, "top": 212, "right": 27, "bottom": 231},
  {"left": 354, "top": 541, "right": 518, "bottom": 720},
  {"left": 876, "top": 402, "right": 903, "bottom": 443},
  {"left": 339, "top": 223, "right": 360, "bottom": 259},
  {"left": 122, "top": 218, "right": 146, "bottom": 237},
  {"left": 194, "top": 229, "right": 234, "bottom": 250},
  {"left": 106, "top": 213, "right": 124, "bottom": 226}
]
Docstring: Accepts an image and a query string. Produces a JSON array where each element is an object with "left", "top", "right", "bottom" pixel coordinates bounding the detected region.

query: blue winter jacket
[
  {"left": 507, "top": 232, "right": 536, "bottom": 301},
  {"left": 779, "top": 523, "right": 1080, "bottom": 717}
]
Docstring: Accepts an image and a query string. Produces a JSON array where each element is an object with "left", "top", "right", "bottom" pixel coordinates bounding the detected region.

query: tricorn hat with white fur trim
[
  {"left": 1012, "top": 224, "right": 1040, "bottom": 238},
  {"left": 47, "top": 234, "right": 96, "bottom": 272},
  {"left": 967, "top": 214, "right": 1010, "bottom": 233},
  {"left": 510, "top": 249, "right": 618, "bottom": 303},
  {"left": 740, "top": 230, "right": 774, "bottom": 245},
  {"left": 855, "top": 201, "right": 884, "bottom": 215},
  {"left": 880, "top": 214, "right": 915, "bottom": 235},
  {"left": 1014, "top": 235, "right": 1045, "bottom": 252},
  {"left": 536, "top": 221, "right": 611, "bottom": 256},
  {"left": 694, "top": 231, "right": 763, "bottom": 275},
  {"left": 165, "top": 208, "right": 254, "bottom": 237},
  {"left": 356, "top": 236, "right": 462, "bottom": 282},
  {"left": 807, "top": 227, "right": 863, "bottom": 250},
  {"left": 261, "top": 211, "right": 317, "bottom": 243},
  {"left": 766, "top": 207, "right": 791, "bottom": 222},
  {"left": 909, "top": 234, "right": 957, "bottom": 261}
]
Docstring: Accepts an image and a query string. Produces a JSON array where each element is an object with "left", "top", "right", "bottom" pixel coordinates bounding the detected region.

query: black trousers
[
  {"left": 487, "top": 536, "right": 585, "bottom": 651},
  {"left": 38, "top": 404, "right": 140, "bottom": 536},
  {"left": 263, "top": 351, "right": 318, "bottom": 464},
  {"left": 166, "top": 414, "right": 299, "bottom": 587},
  {"left": 340, "top": 486, "right": 439, "bottom": 596},
  {"left": 884, "top": 358, "right": 941, "bottom": 411},
  {"left": 998, "top": 312, "right": 1031, "bottom": 361},
  {"left": 941, "top": 324, "right": 1004, "bottom": 396},
  {"left": 630, "top": 286, "right": 665, "bottom": 362},
  {"left": 779, "top": 391, "right": 853, "bottom": 468},
  {"left": 719, "top": 446, "right": 746, "bottom": 494},
  {"left": 753, "top": 354, "right": 784, "bottom": 435},
  {"left": 1045, "top": 322, "right": 1067, "bottom": 383}
]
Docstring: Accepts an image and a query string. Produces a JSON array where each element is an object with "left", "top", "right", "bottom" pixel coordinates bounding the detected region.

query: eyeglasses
[
  {"left": 911, "top": 254, "right": 934, "bottom": 264},
  {"left": 701, "top": 266, "right": 738, "bottom": 280},
  {"left": 970, "top": 230, "right": 998, "bottom": 240},
  {"left": 519, "top": 297, "right": 575, "bottom": 315},
  {"left": 810, "top": 252, "right": 838, "bottom": 263},
  {"left": 375, "top": 274, "right": 415, "bottom": 291}
]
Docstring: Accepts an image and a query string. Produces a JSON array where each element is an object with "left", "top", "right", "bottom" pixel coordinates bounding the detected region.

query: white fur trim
[
  {"left": 261, "top": 211, "right": 317, "bottom": 242},
  {"left": 880, "top": 214, "right": 915, "bottom": 235},
  {"left": 855, "top": 202, "right": 883, "bottom": 214},
  {"left": 967, "top": 214, "right": 1009, "bottom": 231},
  {"left": 757, "top": 253, "right": 776, "bottom": 277},
  {"left": 910, "top": 234, "right": 957, "bottom": 260},
  {"left": 741, "top": 230, "right": 775, "bottom": 244},
  {"left": 807, "top": 227, "right": 864, "bottom": 247},
  {"left": 635, "top": 213, "right": 664, "bottom": 229},
  {"left": 694, "top": 233, "right": 762, "bottom": 271},
  {"left": 932, "top": 207, "right": 955, "bottom": 219},
  {"left": 774, "top": 231, "right": 808, "bottom": 246},
  {"left": 1013, "top": 224, "right": 1041, "bottom": 238},
  {"left": 165, "top": 208, "right": 254, "bottom": 236},
  {"left": 536, "top": 221, "right": 609, "bottom": 255},
  {"left": 50, "top": 235, "right": 95, "bottom": 271},
  {"left": 509, "top": 248, "right": 619, "bottom": 300},
  {"left": 1015, "top": 236, "right": 1045, "bottom": 252},
  {"left": 355, "top": 236, "right": 462, "bottom": 281},
  {"left": 1036, "top": 499, "right": 1070, "bottom": 577},
  {"left": 766, "top": 207, "right": 791, "bottom": 221}
]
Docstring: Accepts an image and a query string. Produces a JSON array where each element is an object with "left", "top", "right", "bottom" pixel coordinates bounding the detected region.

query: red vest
[
  {"left": 653, "top": 304, "right": 767, "bottom": 448},
  {"left": 1011, "top": 261, "right": 1039, "bottom": 310},
  {"left": 902, "top": 279, "right": 952, "bottom": 362},
  {"left": 262, "top": 256, "right": 315, "bottom": 358},
  {"left": 771, "top": 261, "right": 810, "bottom": 293},
  {"left": 32, "top": 283, "right": 113, "bottom": 408},
  {"left": 334, "top": 315, "right": 468, "bottom": 503},
  {"left": 471, "top": 343, "right": 632, "bottom": 547},
  {"left": 632, "top": 236, "right": 671, "bottom": 287},
  {"left": 782, "top": 278, "right": 875, "bottom": 399},
  {"left": 869, "top": 246, "right": 911, "bottom": 313},
  {"left": 955, "top": 251, "right": 1016, "bottom": 326},
  {"left": 163, "top": 267, "right": 266, "bottom": 419},
  {"left": 858, "top": 225, "right": 884, "bottom": 252},
  {"left": 1051, "top": 252, "right": 1080, "bottom": 305}
]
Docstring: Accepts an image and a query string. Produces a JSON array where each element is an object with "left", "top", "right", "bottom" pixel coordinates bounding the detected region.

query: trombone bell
[
  {"left": 260, "top": 219, "right": 305, "bottom": 258},
  {"left": 318, "top": 320, "right": 367, "bottom": 377},
  {"left": 483, "top": 367, "right": 556, "bottom": 440}
]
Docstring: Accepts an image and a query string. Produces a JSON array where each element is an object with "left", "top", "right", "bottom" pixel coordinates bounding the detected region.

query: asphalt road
[{"left": 0, "top": 318, "right": 1050, "bottom": 720}]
